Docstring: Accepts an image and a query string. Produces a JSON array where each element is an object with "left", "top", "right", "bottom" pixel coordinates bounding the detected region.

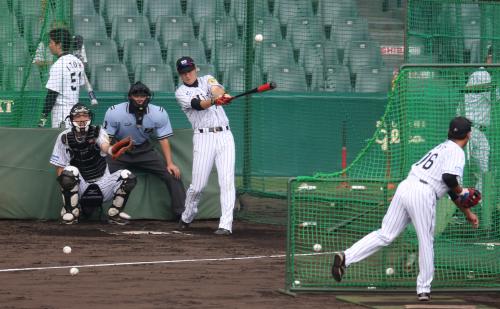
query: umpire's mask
[{"left": 128, "top": 81, "right": 153, "bottom": 127}]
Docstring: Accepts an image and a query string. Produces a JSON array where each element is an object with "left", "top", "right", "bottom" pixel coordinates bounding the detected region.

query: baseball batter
[
  {"left": 50, "top": 104, "right": 136, "bottom": 225},
  {"left": 175, "top": 56, "right": 236, "bottom": 235},
  {"left": 39, "top": 28, "right": 84, "bottom": 128},
  {"left": 332, "top": 117, "right": 480, "bottom": 301}
]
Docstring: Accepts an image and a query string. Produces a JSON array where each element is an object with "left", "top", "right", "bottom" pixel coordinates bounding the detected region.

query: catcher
[
  {"left": 332, "top": 116, "right": 480, "bottom": 302},
  {"left": 49, "top": 104, "right": 136, "bottom": 225}
]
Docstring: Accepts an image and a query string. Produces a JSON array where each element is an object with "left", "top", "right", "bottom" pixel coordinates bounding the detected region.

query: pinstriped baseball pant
[
  {"left": 182, "top": 130, "right": 236, "bottom": 231},
  {"left": 344, "top": 178, "right": 436, "bottom": 294}
]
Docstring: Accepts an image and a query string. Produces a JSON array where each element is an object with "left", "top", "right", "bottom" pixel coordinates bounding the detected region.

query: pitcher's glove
[
  {"left": 457, "top": 188, "right": 482, "bottom": 208},
  {"left": 108, "top": 136, "right": 133, "bottom": 160}
]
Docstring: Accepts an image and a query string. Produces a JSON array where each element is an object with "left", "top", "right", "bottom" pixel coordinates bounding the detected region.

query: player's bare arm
[{"left": 159, "top": 138, "right": 181, "bottom": 179}]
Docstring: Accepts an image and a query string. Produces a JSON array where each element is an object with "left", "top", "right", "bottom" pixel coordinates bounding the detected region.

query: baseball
[
  {"left": 69, "top": 267, "right": 79, "bottom": 276},
  {"left": 313, "top": 243, "right": 322, "bottom": 252},
  {"left": 254, "top": 34, "right": 263, "bottom": 42},
  {"left": 294, "top": 280, "right": 301, "bottom": 285},
  {"left": 63, "top": 246, "right": 72, "bottom": 254},
  {"left": 385, "top": 267, "right": 394, "bottom": 276}
]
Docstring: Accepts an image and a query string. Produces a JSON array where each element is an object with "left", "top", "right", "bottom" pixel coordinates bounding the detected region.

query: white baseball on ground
[
  {"left": 313, "top": 244, "right": 322, "bottom": 252},
  {"left": 70, "top": 267, "right": 79, "bottom": 276},
  {"left": 385, "top": 267, "right": 394, "bottom": 276},
  {"left": 254, "top": 34, "right": 263, "bottom": 42},
  {"left": 63, "top": 246, "right": 72, "bottom": 254}
]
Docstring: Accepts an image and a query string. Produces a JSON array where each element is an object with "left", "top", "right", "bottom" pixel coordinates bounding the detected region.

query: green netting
[{"left": 286, "top": 64, "right": 500, "bottom": 291}]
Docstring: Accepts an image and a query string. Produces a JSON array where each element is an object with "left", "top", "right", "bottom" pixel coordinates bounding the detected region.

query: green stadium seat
[
  {"left": 0, "top": 14, "right": 20, "bottom": 41},
  {"left": 0, "top": 38, "right": 30, "bottom": 66},
  {"left": 199, "top": 16, "right": 239, "bottom": 53},
  {"left": 318, "top": 0, "right": 358, "bottom": 28},
  {"left": 322, "top": 39, "right": 341, "bottom": 65},
  {"left": 92, "top": 64, "right": 130, "bottom": 92},
  {"left": 166, "top": 39, "right": 207, "bottom": 68},
  {"left": 72, "top": 0, "right": 96, "bottom": 16},
  {"left": 2, "top": 65, "right": 42, "bottom": 91},
  {"left": 21, "top": 14, "right": 42, "bottom": 50},
  {"left": 461, "top": 4, "right": 481, "bottom": 62},
  {"left": 267, "top": 65, "right": 307, "bottom": 92},
  {"left": 311, "top": 65, "right": 351, "bottom": 92},
  {"left": 0, "top": 0, "right": 11, "bottom": 17},
  {"left": 13, "top": 0, "right": 41, "bottom": 19},
  {"left": 253, "top": 16, "right": 283, "bottom": 43},
  {"left": 258, "top": 40, "right": 295, "bottom": 75},
  {"left": 229, "top": 0, "right": 271, "bottom": 28},
  {"left": 73, "top": 15, "right": 108, "bottom": 40},
  {"left": 155, "top": 16, "right": 195, "bottom": 50},
  {"left": 85, "top": 39, "right": 119, "bottom": 72},
  {"left": 123, "top": 39, "right": 162, "bottom": 73},
  {"left": 143, "top": 0, "right": 183, "bottom": 26},
  {"left": 186, "top": 0, "right": 225, "bottom": 27},
  {"left": 223, "top": 64, "right": 262, "bottom": 93},
  {"left": 273, "top": 0, "right": 314, "bottom": 27},
  {"left": 331, "top": 16, "right": 369, "bottom": 60},
  {"left": 215, "top": 40, "right": 244, "bottom": 75},
  {"left": 286, "top": 17, "right": 324, "bottom": 53},
  {"left": 298, "top": 41, "right": 326, "bottom": 75},
  {"left": 111, "top": 16, "right": 151, "bottom": 49},
  {"left": 354, "top": 67, "right": 391, "bottom": 93},
  {"left": 343, "top": 40, "right": 383, "bottom": 76},
  {"left": 100, "top": 0, "right": 139, "bottom": 27},
  {"left": 135, "top": 64, "right": 175, "bottom": 92}
]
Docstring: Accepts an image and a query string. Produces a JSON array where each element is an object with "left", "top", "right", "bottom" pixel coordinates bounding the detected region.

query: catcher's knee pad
[
  {"left": 57, "top": 166, "right": 80, "bottom": 222},
  {"left": 80, "top": 184, "right": 103, "bottom": 217},
  {"left": 108, "top": 170, "right": 136, "bottom": 217}
]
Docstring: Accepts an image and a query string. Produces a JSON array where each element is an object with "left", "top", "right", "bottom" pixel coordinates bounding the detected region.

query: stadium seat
[
  {"left": 322, "top": 39, "right": 341, "bottom": 66},
  {"left": 135, "top": 64, "right": 175, "bottom": 92},
  {"left": 311, "top": 65, "right": 351, "bottom": 92},
  {"left": 199, "top": 16, "right": 239, "bottom": 54},
  {"left": 0, "top": 14, "right": 20, "bottom": 41},
  {"left": 155, "top": 16, "right": 195, "bottom": 50},
  {"left": 143, "top": 0, "right": 183, "bottom": 26},
  {"left": 2, "top": 65, "right": 42, "bottom": 91},
  {"left": 317, "top": 0, "right": 358, "bottom": 29},
  {"left": 186, "top": 0, "right": 225, "bottom": 28},
  {"left": 253, "top": 16, "right": 283, "bottom": 43},
  {"left": 111, "top": 16, "right": 151, "bottom": 49},
  {"left": 223, "top": 64, "right": 262, "bottom": 93},
  {"left": 0, "top": 0, "right": 11, "bottom": 17},
  {"left": 286, "top": 17, "right": 324, "bottom": 53},
  {"left": 258, "top": 40, "right": 295, "bottom": 75},
  {"left": 331, "top": 16, "right": 370, "bottom": 61},
  {"left": 215, "top": 40, "right": 244, "bottom": 76},
  {"left": 92, "top": 64, "right": 130, "bottom": 92},
  {"left": 166, "top": 39, "right": 207, "bottom": 68},
  {"left": 73, "top": 15, "right": 108, "bottom": 40},
  {"left": 0, "top": 38, "right": 30, "bottom": 66},
  {"left": 273, "top": 0, "right": 314, "bottom": 27},
  {"left": 84, "top": 39, "right": 120, "bottom": 76},
  {"left": 13, "top": 0, "right": 42, "bottom": 19},
  {"left": 354, "top": 67, "right": 391, "bottom": 93},
  {"left": 72, "top": 0, "right": 96, "bottom": 16},
  {"left": 99, "top": 0, "right": 139, "bottom": 27},
  {"left": 298, "top": 41, "right": 326, "bottom": 75},
  {"left": 343, "top": 40, "right": 383, "bottom": 76},
  {"left": 267, "top": 65, "right": 307, "bottom": 92},
  {"left": 229, "top": 0, "right": 271, "bottom": 28},
  {"left": 21, "top": 14, "right": 43, "bottom": 50},
  {"left": 461, "top": 4, "right": 481, "bottom": 62},
  {"left": 123, "top": 39, "right": 162, "bottom": 73}
]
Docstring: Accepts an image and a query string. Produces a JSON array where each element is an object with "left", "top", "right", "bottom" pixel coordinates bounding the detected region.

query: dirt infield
[{"left": 0, "top": 219, "right": 498, "bottom": 309}]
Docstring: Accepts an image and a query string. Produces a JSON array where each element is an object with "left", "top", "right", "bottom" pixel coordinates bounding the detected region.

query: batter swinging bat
[{"left": 231, "top": 81, "right": 277, "bottom": 100}]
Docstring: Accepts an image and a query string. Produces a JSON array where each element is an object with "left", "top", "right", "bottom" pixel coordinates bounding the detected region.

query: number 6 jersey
[{"left": 409, "top": 140, "right": 466, "bottom": 198}]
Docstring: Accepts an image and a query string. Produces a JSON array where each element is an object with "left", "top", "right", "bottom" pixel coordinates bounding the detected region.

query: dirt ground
[{"left": 0, "top": 219, "right": 498, "bottom": 309}]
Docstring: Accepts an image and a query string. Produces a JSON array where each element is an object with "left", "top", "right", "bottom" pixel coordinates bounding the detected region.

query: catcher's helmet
[
  {"left": 69, "top": 103, "right": 93, "bottom": 132},
  {"left": 128, "top": 81, "right": 152, "bottom": 109}
]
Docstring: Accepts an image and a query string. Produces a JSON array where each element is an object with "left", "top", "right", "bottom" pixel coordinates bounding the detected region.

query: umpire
[{"left": 103, "top": 82, "right": 186, "bottom": 219}]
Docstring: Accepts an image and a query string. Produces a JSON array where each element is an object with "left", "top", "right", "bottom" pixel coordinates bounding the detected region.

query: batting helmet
[
  {"left": 69, "top": 103, "right": 93, "bottom": 132},
  {"left": 448, "top": 116, "right": 472, "bottom": 140}
]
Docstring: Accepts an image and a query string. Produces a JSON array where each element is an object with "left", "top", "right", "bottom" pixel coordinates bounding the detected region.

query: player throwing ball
[
  {"left": 332, "top": 117, "right": 481, "bottom": 301},
  {"left": 39, "top": 28, "right": 85, "bottom": 128},
  {"left": 50, "top": 104, "right": 136, "bottom": 225},
  {"left": 175, "top": 56, "right": 235, "bottom": 235}
]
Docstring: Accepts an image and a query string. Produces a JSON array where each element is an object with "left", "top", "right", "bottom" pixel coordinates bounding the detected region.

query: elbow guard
[
  {"left": 442, "top": 173, "right": 459, "bottom": 189},
  {"left": 190, "top": 97, "right": 203, "bottom": 111}
]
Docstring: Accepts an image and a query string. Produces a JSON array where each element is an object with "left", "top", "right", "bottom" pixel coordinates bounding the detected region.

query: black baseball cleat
[
  {"left": 178, "top": 219, "right": 190, "bottom": 230},
  {"left": 331, "top": 252, "right": 346, "bottom": 282},
  {"left": 417, "top": 293, "right": 431, "bottom": 301},
  {"left": 214, "top": 228, "right": 231, "bottom": 235}
]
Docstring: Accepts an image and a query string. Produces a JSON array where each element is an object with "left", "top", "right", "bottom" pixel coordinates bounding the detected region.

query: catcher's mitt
[
  {"left": 458, "top": 188, "right": 482, "bottom": 208},
  {"left": 109, "top": 136, "right": 133, "bottom": 160}
]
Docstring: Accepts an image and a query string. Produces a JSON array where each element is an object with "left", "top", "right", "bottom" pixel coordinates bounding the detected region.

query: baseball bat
[
  {"left": 83, "top": 71, "right": 98, "bottom": 105},
  {"left": 231, "top": 81, "right": 277, "bottom": 100},
  {"left": 72, "top": 35, "right": 98, "bottom": 106}
]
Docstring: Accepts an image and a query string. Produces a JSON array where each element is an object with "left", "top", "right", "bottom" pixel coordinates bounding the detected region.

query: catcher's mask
[
  {"left": 128, "top": 81, "right": 153, "bottom": 127},
  {"left": 68, "top": 104, "right": 93, "bottom": 132}
]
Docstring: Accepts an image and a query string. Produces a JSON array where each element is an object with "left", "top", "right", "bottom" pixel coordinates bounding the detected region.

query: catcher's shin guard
[
  {"left": 108, "top": 170, "right": 136, "bottom": 222},
  {"left": 57, "top": 166, "right": 81, "bottom": 223}
]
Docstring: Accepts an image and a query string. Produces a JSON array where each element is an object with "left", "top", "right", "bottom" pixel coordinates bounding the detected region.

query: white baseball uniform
[
  {"left": 175, "top": 75, "right": 236, "bottom": 232},
  {"left": 46, "top": 53, "right": 85, "bottom": 128},
  {"left": 50, "top": 128, "right": 122, "bottom": 200},
  {"left": 343, "top": 139, "right": 465, "bottom": 294}
]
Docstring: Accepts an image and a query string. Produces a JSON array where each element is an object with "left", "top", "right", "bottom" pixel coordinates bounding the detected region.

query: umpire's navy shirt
[{"left": 103, "top": 102, "right": 173, "bottom": 145}]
